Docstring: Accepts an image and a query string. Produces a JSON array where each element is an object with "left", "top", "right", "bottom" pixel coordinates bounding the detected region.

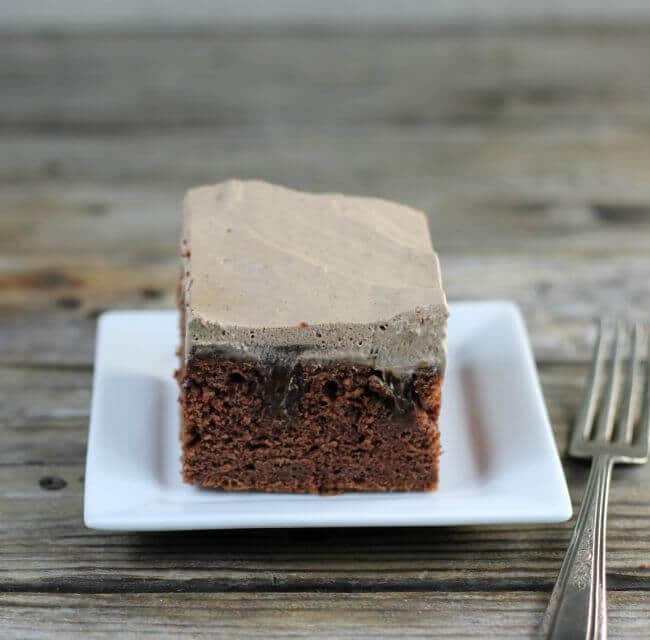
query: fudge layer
[{"left": 178, "top": 179, "right": 448, "bottom": 493}]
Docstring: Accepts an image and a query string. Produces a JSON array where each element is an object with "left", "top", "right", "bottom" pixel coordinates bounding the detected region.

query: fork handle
[{"left": 542, "top": 454, "right": 614, "bottom": 640}]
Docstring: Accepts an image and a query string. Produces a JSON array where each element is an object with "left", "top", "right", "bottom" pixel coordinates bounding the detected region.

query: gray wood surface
[
  {"left": 2, "top": 592, "right": 650, "bottom": 640},
  {"left": 1, "top": 27, "right": 650, "bottom": 639}
]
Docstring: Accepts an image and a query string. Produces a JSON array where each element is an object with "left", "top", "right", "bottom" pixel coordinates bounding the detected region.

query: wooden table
[{"left": 2, "top": 26, "right": 650, "bottom": 639}]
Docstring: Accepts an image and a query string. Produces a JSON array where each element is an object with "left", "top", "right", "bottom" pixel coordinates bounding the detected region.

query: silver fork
[{"left": 542, "top": 320, "right": 650, "bottom": 640}]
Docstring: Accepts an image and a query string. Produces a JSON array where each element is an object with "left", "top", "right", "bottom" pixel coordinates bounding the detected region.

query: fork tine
[
  {"left": 573, "top": 319, "right": 608, "bottom": 444},
  {"left": 636, "top": 323, "right": 650, "bottom": 449},
  {"left": 593, "top": 321, "right": 624, "bottom": 442},
  {"left": 616, "top": 322, "right": 643, "bottom": 444}
]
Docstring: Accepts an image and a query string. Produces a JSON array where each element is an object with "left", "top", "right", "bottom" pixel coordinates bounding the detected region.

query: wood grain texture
[
  {"left": 2, "top": 591, "right": 650, "bottom": 640},
  {"left": 2, "top": 27, "right": 650, "bottom": 639},
  {"left": 4, "top": 30, "right": 650, "bottom": 131}
]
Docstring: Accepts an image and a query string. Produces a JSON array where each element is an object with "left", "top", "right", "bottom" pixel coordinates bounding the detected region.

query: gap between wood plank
[{"left": 1, "top": 572, "right": 648, "bottom": 596}]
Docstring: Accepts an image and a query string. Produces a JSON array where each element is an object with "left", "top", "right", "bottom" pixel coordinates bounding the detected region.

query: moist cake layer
[{"left": 181, "top": 359, "right": 442, "bottom": 493}]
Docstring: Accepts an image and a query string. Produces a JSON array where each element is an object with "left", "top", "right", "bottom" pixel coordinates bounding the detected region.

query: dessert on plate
[{"left": 177, "top": 180, "right": 447, "bottom": 493}]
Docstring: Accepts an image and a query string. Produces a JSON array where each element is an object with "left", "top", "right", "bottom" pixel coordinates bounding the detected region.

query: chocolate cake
[{"left": 178, "top": 180, "right": 448, "bottom": 493}]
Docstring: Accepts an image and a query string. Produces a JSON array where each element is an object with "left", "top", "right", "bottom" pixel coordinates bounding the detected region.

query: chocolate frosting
[{"left": 181, "top": 180, "right": 448, "bottom": 372}]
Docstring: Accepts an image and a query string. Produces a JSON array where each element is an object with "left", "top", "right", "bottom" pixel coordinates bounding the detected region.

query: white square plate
[{"left": 84, "top": 302, "right": 572, "bottom": 530}]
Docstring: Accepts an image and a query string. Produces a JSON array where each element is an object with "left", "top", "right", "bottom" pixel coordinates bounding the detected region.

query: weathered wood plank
[
  {"left": 0, "top": 592, "right": 576, "bottom": 640},
  {"left": 3, "top": 31, "right": 650, "bottom": 131},
  {"left": 3, "top": 180, "right": 650, "bottom": 259},
  {"left": 0, "top": 591, "right": 649, "bottom": 640},
  {"left": 0, "top": 366, "right": 90, "bottom": 465},
  {"left": 4, "top": 129, "right": 650, "bottom": 200}
]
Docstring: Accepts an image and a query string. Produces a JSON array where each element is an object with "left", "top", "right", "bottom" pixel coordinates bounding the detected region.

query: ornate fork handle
[{"left": 542, "top": 454, "right": 614, "bottom": 640}]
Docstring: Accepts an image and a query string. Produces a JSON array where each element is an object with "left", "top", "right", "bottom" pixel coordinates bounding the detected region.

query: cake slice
[{"left": 178, "top": 180, "right": 448, "bottom": 493}]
